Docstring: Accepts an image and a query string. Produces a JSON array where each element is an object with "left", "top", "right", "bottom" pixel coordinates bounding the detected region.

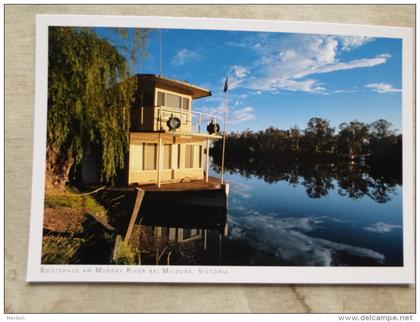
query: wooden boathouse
[
  {"left": 126, "top": 74, "right": 223, "bottom": 188},
  {"left": 79, "top": 73, "right": 224, "bottom": 189}
]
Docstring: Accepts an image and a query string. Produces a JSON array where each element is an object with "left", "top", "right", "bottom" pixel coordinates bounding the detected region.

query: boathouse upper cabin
[{"left": 127, "top": 74, "right": 222, "bottom": 187}]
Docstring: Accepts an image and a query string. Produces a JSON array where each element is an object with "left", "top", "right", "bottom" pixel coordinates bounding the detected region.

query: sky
[{"left": 96, "top": 27, "right": 402, "bottom": 133}]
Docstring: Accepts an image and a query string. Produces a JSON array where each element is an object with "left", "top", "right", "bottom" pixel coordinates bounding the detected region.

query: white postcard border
[{"left": 26, "top": 14, "right": 415, "bottom": 284}]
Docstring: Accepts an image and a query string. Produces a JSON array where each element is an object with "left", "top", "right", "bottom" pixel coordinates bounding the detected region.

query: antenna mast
[
  {"left": 221, "top": 77, "right": 228, "bottom": 184},
  {"left": 159, "top": 29, "right": 163, "bottom": 76}
]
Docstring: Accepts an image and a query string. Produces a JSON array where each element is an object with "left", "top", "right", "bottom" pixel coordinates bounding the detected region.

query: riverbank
[{"left": 42, "top": 188, "right": 116, "bottom": 264}]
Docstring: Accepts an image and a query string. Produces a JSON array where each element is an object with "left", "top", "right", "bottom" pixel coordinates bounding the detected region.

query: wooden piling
[{"left": 124, "top": 188, "right": 145, "bottom": 244}]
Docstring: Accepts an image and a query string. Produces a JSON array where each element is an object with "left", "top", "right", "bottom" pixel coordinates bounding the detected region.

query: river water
[{"left": 136, "top": 161, "right": 403, "bottom": 266}]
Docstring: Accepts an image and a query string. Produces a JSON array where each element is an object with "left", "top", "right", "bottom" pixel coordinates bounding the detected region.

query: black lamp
[{"left": 207, "top": 120, "right": 220, "bottom": 134}]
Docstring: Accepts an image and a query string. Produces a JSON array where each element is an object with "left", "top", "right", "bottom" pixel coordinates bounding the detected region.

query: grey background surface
[{"left": 5, "top": 4, "right": 415, "bottom": 313}]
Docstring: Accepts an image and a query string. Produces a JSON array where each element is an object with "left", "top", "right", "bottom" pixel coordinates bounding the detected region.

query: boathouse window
[
  {"left": 157, "top": 91, "right": 165, "bottom": 106},
  {"left": 182, "top": 97, "right": 189, "bottom": 110},
  {"left": 157, "top": 91, "right": 190, "bottom": 110},
  {"left": 143, "top": 143, "right": 157, "bottom": 170},
  {"left": 163, "top": 144, "right": 171, "bottom": 169},
  {"left": 185, "top": 145, "right": 194, "bottom": 168}
]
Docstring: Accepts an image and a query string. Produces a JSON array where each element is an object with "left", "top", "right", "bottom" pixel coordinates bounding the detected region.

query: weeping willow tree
[{"left": 46, "top": 27, "right": 147, "bottom": 192}]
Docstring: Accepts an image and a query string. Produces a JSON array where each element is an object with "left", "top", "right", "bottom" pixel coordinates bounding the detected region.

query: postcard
[{"left": 26, "top": 14, "right": 414, "bottom": 283}]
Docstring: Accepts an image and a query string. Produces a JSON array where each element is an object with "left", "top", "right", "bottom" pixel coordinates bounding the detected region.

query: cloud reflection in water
[{"left": 228, "top": 214, "right": 385, "bottom": 266}]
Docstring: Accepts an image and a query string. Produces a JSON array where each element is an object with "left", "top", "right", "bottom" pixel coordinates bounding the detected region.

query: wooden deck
[{"left": 139, "top": 176, "right": 224, "bottom": 192}]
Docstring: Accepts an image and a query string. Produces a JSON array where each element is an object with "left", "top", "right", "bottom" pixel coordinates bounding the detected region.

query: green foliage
[
  {"left": 289, "top": 125, "right": 301, "bottom": 151},
  {"left": 370, "top": 119, "right": 395, "bottom": 139},
  {"left": 212, "top": 117, "right": 401, "bottom": 162},
  {"left": 108, "top": 27, "right": 150, "bottom": 64},
  {"left": 337, "top": 121, "right": 370, "bottom": 155},
  {"left": 42, "top": 235, "right": 85, "bottom": 264},
  {"left": 115, "top": 241, "right": 137, "bottom": 265},
  {"left": 304, "top": 117, "right": 335, "bottom": 152},
  {"left": 84, "top": 195, "right": 108, "bottom": 221},
  {"left": 48, "top": 27, "right": 139, "bottom": 182}
]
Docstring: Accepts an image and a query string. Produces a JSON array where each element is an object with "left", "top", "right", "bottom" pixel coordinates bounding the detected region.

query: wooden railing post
[{"left": 159, "top": 106, "right": 163, "bottom": 130}]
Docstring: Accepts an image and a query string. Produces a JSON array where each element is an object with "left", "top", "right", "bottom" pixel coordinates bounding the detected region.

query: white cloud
[
  {"left": 333, "top": 88, "right": 358, "bottom": 94},
  {"left": 172, "top": 48, "right": 200, "bottom": 66},
  {"left": 196, "top": 104, "right": 225, "bottom": 117},
  {"left": 225, "top": 40, "right": 248, "bottom": 48},
  {"left": 226, "top": 65, "right": 250, "bottom": 90},
  {"left": 197, "top": 100, "right": 255, "bottom": 126},
  {"left": 249, "top": 77, "right": 327, "bottom": 94},
  {"left": 292, "top": 55, "right": 389, "bottom": 79},
  {"left": 231, "top": 65, "right": 249, "bottom": 78},
  {"left": 364, "top": 222, "right": 402, "bottom": 233},
  {"left": 226, "top": 78, "right": 245, "bottom": 91},
  {"left": 338, "top": 36, "right": 373, "bottom": 51},
  {"left": 230, "top": 106, "right": 255, "bottom": 125},
  {"left": 366, "top": 82, "right": 401, "bottom": 94},
  {"left": 226, "top": 34, "right": 388, "bottom": 94}
]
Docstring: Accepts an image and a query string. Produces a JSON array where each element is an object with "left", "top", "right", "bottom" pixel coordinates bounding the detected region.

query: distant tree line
[
  {"left": 210, "top": 117, "right": 402, "bottom": 203},
  {"left": 211, "top": 117, "right": 402, "bottom": 166}
]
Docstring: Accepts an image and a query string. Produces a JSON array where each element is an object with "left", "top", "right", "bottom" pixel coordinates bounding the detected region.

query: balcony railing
[{"left": 155, "top": 105, "right": 218, "bottom": 135}]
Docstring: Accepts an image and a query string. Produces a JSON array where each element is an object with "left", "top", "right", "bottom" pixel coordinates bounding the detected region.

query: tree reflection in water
[{"left": 212, "top": 158, "right": 401, "bottom": 204}]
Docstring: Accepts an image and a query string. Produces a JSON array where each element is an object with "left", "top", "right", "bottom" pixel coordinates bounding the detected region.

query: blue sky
[{"left": 96, "top": 27, "right": 402, "bottom": 133}]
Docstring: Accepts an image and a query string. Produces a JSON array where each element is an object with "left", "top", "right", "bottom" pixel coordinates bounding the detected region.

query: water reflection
[
  {"left": 227, "top": 215, "right": 386, "bottom": 266},
  {"left": 101, "top": 189, "right": 228, "bottom": 266},
  {"left": 135, "top": 202, "right": 227, "bottom": 266},
  {"left": 212, "top": 160, "right": 400, "bottom": 204},
  {"left": 216, "top": 158, "right": 403, "bottom": 266}
]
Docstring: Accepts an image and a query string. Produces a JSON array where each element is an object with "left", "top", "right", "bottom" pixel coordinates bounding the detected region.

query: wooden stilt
[
  {"left": 224, "top": 223, "right": 228, "bottom": 237},
  {"left": 112, "top": 235, "right": 122, "bottom": 262},
  {"left": 219, "top": 233, "right": 222, "bottom": 265},
  {"left": 204, "top": 229, "right": 208, "bottom": 250},
  {"left": 124, "top": 188, "right": 145, "bottom": 244}
]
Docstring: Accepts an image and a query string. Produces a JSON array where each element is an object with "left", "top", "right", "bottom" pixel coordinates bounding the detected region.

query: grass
[
  {"left": 114, "top": 241, "right": 138, "bottom": 265},
  {"left": 42, "top": 235, "right": 85, "bottom": 264},
  {"left": 44, "top": 193, "right": 83, "bottom": 209},
  {"left": 84, "top": 195, "right": 108, "bottom": 221},
  {"left": 45, "top": 187, "right": 108, "bottom": 221}
]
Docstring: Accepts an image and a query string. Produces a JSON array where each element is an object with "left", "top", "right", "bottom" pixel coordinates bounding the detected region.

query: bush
[{"left": 114, "top": 241, "right": 137, "bottom": 265}]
